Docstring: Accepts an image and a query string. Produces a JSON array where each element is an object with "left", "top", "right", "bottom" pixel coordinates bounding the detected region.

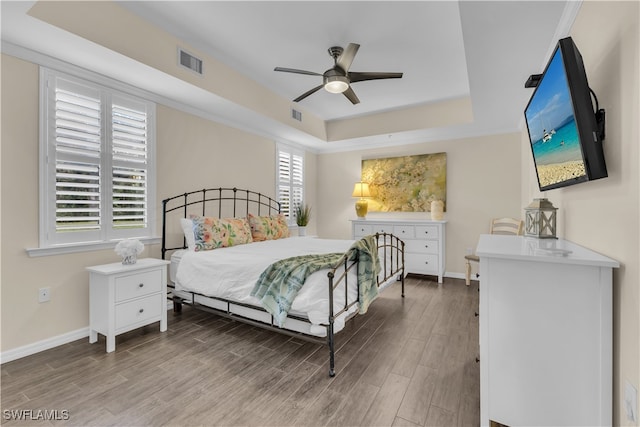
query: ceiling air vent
[
  {"left": 291, "top": 108, "right": 302, "bottom": 122},
  {"left": 178, "top": 48, "right": 203, "bottom": 75}
]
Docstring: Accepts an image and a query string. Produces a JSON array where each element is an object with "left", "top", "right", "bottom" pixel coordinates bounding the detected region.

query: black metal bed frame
[{"left": 161, "top": 187, "right": 405, "bottom": 376}]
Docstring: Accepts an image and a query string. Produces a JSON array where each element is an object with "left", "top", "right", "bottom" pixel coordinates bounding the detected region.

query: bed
[{"left": 161, "top": 187, "right": 405, "bottom": 376}]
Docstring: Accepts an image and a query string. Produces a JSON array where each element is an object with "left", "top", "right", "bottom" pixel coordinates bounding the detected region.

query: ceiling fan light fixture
[
  {"left": 274, "top": 43, "right": 402, "bottom": 104},
  {"left": 324, "top": 75, "right": 349, "bottom": 94}
]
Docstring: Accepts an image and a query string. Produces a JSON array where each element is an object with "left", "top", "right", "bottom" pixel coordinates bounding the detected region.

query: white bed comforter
[{"left": 175, "top": 237, "right": 358, "bottom": 329}]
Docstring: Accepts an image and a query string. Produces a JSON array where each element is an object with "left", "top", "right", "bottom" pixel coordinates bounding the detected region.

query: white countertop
[{"left": 476, "top": 235, "right": 619, "bottom": 268}]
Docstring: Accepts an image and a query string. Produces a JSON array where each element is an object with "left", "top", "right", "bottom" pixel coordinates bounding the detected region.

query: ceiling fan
[{"left": 274, "top": 43, "right": 403, "bottom": 105}]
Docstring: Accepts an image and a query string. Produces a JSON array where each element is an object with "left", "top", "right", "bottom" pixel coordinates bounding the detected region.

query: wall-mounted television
[{"left": 524, "top": 36, "right": 607, "bottom": 191}]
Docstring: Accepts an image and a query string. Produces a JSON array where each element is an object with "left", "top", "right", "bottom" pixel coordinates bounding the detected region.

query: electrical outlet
[
  {"left": 466, "top": 247, "right": 473, "bottom": 255},
  {"left": 625, "top": 381, "right": 637, "bottom": 422},
  {"left": 38, "top": 287, "right": 51, "bottom": 303}
]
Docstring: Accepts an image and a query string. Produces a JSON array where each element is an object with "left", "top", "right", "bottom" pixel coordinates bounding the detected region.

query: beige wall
[
  {"left": 316, "top": 132, "right": 522, "bottom": 276},
  {"left": 0, "top": 53, "right": 312, "bottom": 353},
  {"left": 1, "top": 55, "right": 116, "bottom": 351},
  {"left": 521, "top": 2, "right": 640, "bottom": 424},
  {"left": 154, "top": 104, "right": 318, "bottom": 251}
]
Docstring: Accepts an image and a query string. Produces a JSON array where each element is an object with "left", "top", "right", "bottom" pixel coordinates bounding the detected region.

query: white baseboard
[
  {"left": 2, "top": 304, "right": 175, "bottom": 364},
  {"left": 445, "top": 271, "right": 466, "bottom": 280},
  {"left": 0, "top": 327, "right": 89, "bottom": 364}
]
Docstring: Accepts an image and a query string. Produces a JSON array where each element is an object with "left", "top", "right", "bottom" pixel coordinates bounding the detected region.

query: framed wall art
[{"left": 361, "top": 152, "right": 446, "bottom": 212}]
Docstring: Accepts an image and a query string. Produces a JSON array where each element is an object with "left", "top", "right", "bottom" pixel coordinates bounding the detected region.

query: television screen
[{"left": 524, "top": 37, "right": 607, "bottom": 191}]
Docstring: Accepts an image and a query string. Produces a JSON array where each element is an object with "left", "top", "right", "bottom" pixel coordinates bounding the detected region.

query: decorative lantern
[{"left": 524, "top": 198, "right": 558, "bottom": 239}]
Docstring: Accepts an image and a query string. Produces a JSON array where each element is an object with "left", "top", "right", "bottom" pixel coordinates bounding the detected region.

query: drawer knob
[
  {"left": 425, "top": 231, "right": 429, "bottom": 234},
  {"left": 139, "top": 283, "right": 144, "bottom": 288},
  {"left": 424, "top": 261, "right": 429, "bottom": 264},
  {"left": 139, "top": 308, "right": 144, "bottom": 314},
  {"left": 402, "top": 230, "right": 405, "bottom": 233},
  {"left": 424, "top": 245, "right": 428, "bottom": 248}
]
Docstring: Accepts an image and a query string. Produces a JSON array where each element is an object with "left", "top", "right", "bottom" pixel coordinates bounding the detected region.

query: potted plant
[{"left": 295, "top": 203, "right": 311, "bottom": 236}]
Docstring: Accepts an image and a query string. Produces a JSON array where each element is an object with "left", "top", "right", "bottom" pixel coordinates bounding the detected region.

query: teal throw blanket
[{"left": 250, "top": 235, "right": 381, "bottom": 327}]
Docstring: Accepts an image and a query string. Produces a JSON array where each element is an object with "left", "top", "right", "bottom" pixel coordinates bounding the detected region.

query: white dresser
[
  {"left": 351, "top": 218, "right": 446, "bottom": 283},
  {"left": 87, "top": 258, "right": 170, "bottom": 352},
  {"left": 476, "top": 235, "right": 618, "bottom": 427}
]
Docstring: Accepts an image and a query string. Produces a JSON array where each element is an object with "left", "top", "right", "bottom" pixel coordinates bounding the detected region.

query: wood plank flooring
[{"left": 1, "top": 276, "right": 480, "bottom": 426}]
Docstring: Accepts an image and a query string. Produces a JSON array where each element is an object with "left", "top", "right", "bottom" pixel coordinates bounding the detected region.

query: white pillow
[{"left": 180, "top": 218, "right": 196, "bottom": 250}]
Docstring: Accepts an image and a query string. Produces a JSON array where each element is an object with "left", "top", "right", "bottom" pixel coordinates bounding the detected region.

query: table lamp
[{"left": 352, "top": 182, "right": 371, "bottom": 219}]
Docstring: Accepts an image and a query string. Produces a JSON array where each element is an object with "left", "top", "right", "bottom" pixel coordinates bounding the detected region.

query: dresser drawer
[
  {"left": 372, "top": 224, "right": 392, "bottom": 234},
  {"left": 353, "top": 224, "right": 373, "bottom": 237},
  {"left": 115, "top": 270, "right": 162, "bottom": 302},
  {"left": 404, "top": 239, "right": 439, "bottom": 254},
  {"left": 115, "top": 293, "right": 162, "bottom": 331},
  {"left": 415, "top": 225, "right": 439, "bottom": 239},
  {"left": 406, "top": 253, "right": 439, "bottom": 274},
  {"left": 393, "top": 225, "right": 415, "bottom": 239}
]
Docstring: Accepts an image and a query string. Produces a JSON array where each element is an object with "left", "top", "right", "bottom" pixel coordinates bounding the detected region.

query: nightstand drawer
[
  {"left": 393, "top": 225, "right": 415, "bottom": 239},
  {"left": 115, "top": 270, "right": 162, "bottom": 302},
  {"left": 405, "top": 239, "right": 439, "bottom": 254},
  {"left": 115, "top": 293, "right": 162, "bottom": 330},
  {"left": 415, "top": 225, "right": 439, "bottom": 239},
  {"left": 354, "top": 224, "right": 373, "bottom": 237}
]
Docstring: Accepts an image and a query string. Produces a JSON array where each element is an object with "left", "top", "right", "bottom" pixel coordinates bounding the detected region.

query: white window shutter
[
  {"left": 111, "top": 97, "right": 149, "bottom": 233},
  {"left": 276, "top": 145, "right": 304, "bottom": 224},
  {"left": 291, "top": 153, "right": 304, "bottom": 213},
  {"left": 51, "top": 76, "right": 103, "bottom": 243},
  {"left": 40, "top": 68, "right": 156, "bottom": 248}
]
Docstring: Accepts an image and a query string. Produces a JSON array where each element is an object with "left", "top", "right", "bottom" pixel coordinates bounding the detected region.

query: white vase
[
  {"left": 298, "top": 226, "right": 307, "bottom": 236},
  {"left": 122, "top": 254, "right": 137, "bottom": 265}
]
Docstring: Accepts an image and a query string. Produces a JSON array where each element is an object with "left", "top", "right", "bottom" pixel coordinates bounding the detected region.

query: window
[
  {"left": 276, "top": 144, "right": 304, "bottom": 225},
  {"left": 39, "top": 68, "right": 156, "bottom": 250}
]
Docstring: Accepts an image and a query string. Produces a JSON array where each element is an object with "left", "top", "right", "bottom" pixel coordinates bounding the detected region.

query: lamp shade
[{"left": 352, "top": 182, "right": 371, "bottom": 198}]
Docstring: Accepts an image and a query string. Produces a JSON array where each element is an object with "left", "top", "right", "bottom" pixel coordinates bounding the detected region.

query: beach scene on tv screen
[{"left": 526, "top": 48, "right": 586, "bottom": 188}]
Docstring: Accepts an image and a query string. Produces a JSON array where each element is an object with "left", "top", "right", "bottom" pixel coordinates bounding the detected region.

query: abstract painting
[{"left": 361, "top": 153, "right": 446, "bottom": 212}]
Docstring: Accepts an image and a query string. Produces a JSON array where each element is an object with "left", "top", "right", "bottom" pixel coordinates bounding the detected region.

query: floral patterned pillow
[
  {"left": 190, "top": 216, "right": 253, "bottom": 251},
  {"left": 247, "top": 213, "right": 290, "bottom": 241}
]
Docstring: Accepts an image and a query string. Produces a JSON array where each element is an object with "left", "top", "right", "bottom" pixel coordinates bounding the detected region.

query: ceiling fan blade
[
  {"left": 274, "top": 67, "right": 322, "bottom": 76},
  {"left": 342, "top": 86, "right": 360, "bottom": 105},
  {"left": 336, "top": 43, "right": 360, "bottom": 72},
  {"left": 293, "top": 84, "right": 324, "bottom": 102},
  {"left": 349, "top": 72, "right": 403, "bottom": 83}
]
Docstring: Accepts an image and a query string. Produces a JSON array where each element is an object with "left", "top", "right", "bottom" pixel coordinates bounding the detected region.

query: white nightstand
[{"left": 87, "top": 258, "right": 170, "bottom": 352}]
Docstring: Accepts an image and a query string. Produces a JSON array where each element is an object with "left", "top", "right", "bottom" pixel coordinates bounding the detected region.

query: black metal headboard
[{"left": 161, "top": 187, "right": 280, "bottom": 259}]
